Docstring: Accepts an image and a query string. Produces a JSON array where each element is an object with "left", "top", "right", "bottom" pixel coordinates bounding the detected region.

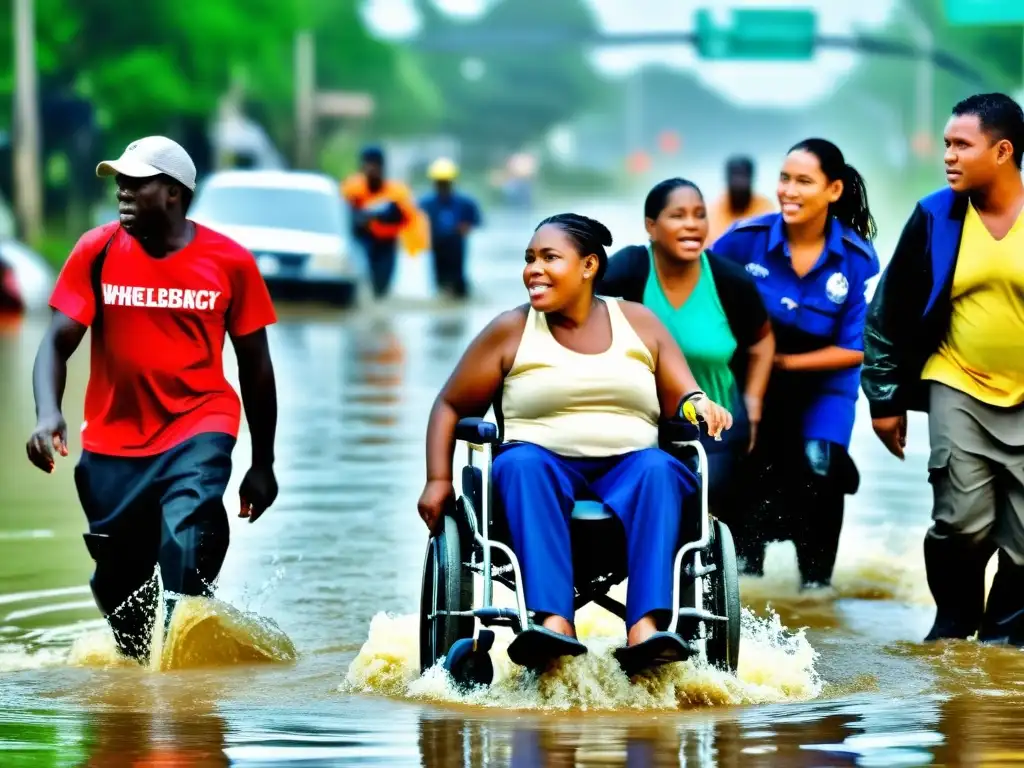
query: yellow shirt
[{"left": 921, "top": 201, "right": 1024, "bottom": 406}]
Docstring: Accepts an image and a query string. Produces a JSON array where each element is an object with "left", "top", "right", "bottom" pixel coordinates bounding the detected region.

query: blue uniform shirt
[
  {"left": 712, "top": 212, "right": 880, "bottom": 448},
  {"left": 419, "top": 191, "right": 481, "bottom": 250}
]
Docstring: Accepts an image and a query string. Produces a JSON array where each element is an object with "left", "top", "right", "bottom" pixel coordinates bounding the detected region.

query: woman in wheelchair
[{"left": 418, "top": 212, "right": 732, "bottom": 674}]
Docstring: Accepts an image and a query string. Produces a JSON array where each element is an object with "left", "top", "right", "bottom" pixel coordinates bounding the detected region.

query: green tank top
[{"left": 642, "top": 246, "right": 738, "bottom": 407}]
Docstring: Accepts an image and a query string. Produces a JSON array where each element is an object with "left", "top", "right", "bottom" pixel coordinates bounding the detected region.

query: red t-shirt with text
[{"left": 49, "top": 222, "right": 278, "bottom": 457}]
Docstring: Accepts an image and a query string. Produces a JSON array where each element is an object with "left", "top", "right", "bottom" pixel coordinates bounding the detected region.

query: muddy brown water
[{"left": 1, "top": 209, "right": 1022, "bottom": 767}]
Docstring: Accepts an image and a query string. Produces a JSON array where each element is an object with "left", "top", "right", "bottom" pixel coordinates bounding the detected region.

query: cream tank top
[{"left": 501, "top": 298, "right": 661, "bottom": 458}]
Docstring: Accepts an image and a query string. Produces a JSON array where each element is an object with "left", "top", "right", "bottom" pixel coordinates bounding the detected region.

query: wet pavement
[{"left": 1, "top": 204, "right": 1023, "bottom": 767}]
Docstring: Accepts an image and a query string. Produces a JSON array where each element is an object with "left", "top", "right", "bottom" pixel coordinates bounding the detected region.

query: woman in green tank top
[
  {"left": 599, "top": 178, "right": 776, "bottom": 518},
  {"left": 642, "top": 245, "right": 737, "bottom": 409}
]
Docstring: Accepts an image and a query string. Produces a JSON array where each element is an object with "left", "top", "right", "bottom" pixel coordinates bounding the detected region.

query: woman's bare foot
[
  {"left": 541, "top": 614, "right": 576, "bottom": 637},
  {"left": 626, "top": 615, "right": 658, "bottom": 646}
]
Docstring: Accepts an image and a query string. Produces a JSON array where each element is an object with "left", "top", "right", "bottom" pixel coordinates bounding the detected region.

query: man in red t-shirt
[{"left": 25, "top": 136, "right": 280, "bottom": 663}]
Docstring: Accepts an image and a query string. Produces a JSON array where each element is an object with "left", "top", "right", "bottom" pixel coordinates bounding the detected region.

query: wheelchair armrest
[
  {"left": 455, "top": 417, "right": 500, "bottom": 445},
  {"left": 660, "top": 418, "right": 701, "bottom": 446}
]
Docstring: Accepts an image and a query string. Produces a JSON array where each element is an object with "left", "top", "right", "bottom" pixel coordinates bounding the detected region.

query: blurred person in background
[
  {"left": 419, "top": 157, "right": 482, "bottom": 299},
  {"left": 342, "top": 145, "right": 427, "bottom": 299},
  {"left": 418, "top": 213, "right": 732, "bottom": 671},
  {"left": 0, "top": 257, "right": 25, "bottom": 314},
  {"left": 599, "top": 177, "right": 775, "bottom": 526},
  {"left": 707, "top": 155, "right": 776, "bottom": 245},
  {"left": 24, "top": 137, "right": 279, "bottom": 663},
  {"left": 863, "top": 93, "right": 1024, "bottom": 646},
  {"left": 713, "top": 138, "right": 879, "bottom": 590}
]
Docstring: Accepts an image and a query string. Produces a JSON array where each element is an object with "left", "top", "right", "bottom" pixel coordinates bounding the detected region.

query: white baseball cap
[{"left": 96, "top": 136, "right": 197, "bottom": 191}]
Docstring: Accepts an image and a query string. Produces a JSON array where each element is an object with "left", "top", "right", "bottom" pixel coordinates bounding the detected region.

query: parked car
[
  {"left": 189, "top": 170, "right": 366, "bottom": 306},
  {"left": 0, "top": 238, "right": 55, "bottom": 314}
]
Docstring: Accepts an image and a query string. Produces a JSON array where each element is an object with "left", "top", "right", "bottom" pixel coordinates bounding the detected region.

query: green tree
[
  {"left": 313, "top": 0, "right": 443, "bottom": 139},
  {"left": 0, "top": 0, "right": 444, "bottom": 161}
]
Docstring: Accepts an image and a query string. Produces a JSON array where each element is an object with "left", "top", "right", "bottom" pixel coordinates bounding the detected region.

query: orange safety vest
[{"left": 341, "top": 174, "right": 429, "bottom": 256}]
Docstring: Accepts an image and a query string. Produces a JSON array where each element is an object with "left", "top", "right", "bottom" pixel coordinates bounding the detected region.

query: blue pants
[{"left": 492, "top": 442, "right": 697, "bottom": 629}]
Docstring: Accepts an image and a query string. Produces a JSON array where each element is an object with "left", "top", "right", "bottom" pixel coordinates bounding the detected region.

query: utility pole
[
  {"left": 13, "top": 0, "right": 43, "bottom": 245},
  {"left": 904, "top": 4, "right": 935, "bottom": 160},
  {"left": 294, "top": 30, "right": 316, "bottom": 169}
]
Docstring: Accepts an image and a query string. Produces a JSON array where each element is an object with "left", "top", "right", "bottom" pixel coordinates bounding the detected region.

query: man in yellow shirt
[
  {"left": 707, "top": 156, "right": 775, "bottom": 245},
  {"left": 863, "top": 93, "right": 1024, "bottom": 646}
]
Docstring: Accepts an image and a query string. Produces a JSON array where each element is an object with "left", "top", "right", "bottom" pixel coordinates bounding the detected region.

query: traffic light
[{"left": 694, "top": 8, "right": 817, "bottom": 61}]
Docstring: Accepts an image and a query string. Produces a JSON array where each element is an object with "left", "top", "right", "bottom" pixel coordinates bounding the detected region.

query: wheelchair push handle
[{"left": 678, "top": 391, "right": 722, "bottom": 442}]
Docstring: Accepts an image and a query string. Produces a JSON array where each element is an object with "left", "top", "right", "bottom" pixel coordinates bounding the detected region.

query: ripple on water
[{"left": 341, "top": 583, "right": 823, "bottom": 712}]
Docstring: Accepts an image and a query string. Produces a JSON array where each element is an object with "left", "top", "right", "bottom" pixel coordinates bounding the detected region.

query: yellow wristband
[{"left": 682, "top": 400, "right": 698, "bottom": 424}]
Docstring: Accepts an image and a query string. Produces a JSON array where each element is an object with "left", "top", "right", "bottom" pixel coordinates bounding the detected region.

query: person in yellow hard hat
[{"left": 418, "top": 157, "right": 482, "bottom": 299}]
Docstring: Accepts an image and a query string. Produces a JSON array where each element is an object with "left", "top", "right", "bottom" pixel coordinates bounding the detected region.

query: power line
[{"left": 410, "top": 30, "right": 989, "bottom": 87}]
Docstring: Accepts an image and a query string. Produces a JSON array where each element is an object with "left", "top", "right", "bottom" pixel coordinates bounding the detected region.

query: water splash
[
  {"left": 737, "top": 539, "right": 936, "bottom": 609},
  {"left": 341, "top": 584, "right": 823, "bottom": 711},
  {"left": 0, "top": 564, "right": 298, "bottom": 673},
  {"left": 66, "top": 595, "right": 298, "bottom": 671}
]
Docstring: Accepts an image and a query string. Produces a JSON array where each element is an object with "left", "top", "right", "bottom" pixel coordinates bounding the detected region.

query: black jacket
[
  {"left": 597, "top": 245, "right": 769, "bottom": 386},
  {"left": 861, "top": 188, "right": 968, "bottom": 419}
]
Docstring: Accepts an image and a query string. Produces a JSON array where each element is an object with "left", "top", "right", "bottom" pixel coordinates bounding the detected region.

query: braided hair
[{"left": 534, "top": 212, "right": 614, "bottom": 281}]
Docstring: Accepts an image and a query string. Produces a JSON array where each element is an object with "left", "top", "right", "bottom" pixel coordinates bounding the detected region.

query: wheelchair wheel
[
  {"left": 419, "top": 512, "right": 474, "bottom": 675},
  {"left": 705, "top": 518, "right": 741, "bottom": 673}
]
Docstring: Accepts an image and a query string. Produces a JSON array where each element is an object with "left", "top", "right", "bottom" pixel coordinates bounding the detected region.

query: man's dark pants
[
  {"left": 360, "top": 237, "right": 399, "bottom": 298},
  {"left": 431, "top": 238, "right": 469, "bottom": 298},
  {"left": 74, "top": 432, "right": 235, "bottom": 661}
]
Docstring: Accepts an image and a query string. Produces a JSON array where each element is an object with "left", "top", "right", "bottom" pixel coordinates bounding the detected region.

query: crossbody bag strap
[{"left": 90, "top": 228, "right": 119, "bottom": 333}]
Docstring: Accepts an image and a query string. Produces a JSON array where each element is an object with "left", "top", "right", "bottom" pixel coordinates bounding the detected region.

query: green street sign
[
  {"left": 694, "top": 8, "right": 816, "bottom": 61},
  {"left": 943, "top": 0, "right": 1024, "bottom": 25}
]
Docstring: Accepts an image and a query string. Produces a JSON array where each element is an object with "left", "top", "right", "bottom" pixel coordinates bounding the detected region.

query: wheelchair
[{"left": 419, "top": 416, "right": 742, "bottom": 689}]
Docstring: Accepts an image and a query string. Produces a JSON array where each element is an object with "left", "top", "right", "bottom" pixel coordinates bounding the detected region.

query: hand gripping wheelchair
[{"left": 419, "top": 416, "right": 742, "bottom": 688}]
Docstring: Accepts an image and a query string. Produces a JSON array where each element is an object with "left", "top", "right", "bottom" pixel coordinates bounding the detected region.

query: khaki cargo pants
[{"left": 927, "top": 382, "right": 1024, "bottom": 563}]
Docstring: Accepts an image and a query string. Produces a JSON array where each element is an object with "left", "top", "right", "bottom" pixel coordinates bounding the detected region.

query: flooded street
[{"left": 2, "top": 205, "right": 1023, "bottom": 767}]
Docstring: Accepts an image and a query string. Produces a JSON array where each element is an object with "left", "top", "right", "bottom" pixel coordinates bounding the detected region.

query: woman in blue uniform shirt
[{"left": 712, "top": 138, "right": 880, "bottom": 589}]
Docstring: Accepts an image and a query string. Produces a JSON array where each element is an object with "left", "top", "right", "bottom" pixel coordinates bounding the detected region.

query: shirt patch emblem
[
  {"left": 825, "top": 272, "right": 849, "bottom": 304},
  {"left": 745, "top": 262, "right": 769, "bottom": 278}
]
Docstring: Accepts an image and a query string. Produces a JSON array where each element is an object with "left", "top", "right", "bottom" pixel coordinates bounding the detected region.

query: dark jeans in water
[
  {"left": 74, "top": 432, "right": 235, "bottom": 661},
  {"left": 430, "top": 238, "right": 469, "bottom": 298},
  {"left": 359, "top": 237, "right": 399, "bottom": 298}
]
